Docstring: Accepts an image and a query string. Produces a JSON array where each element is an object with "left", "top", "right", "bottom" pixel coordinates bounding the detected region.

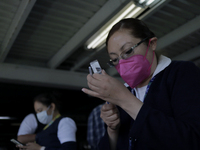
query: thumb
[{"left": 104, "top": 102, "right": 116, "bottom": 109}]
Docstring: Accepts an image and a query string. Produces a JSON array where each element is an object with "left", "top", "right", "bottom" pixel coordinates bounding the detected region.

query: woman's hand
[
  {"left": 82, "top": 70, "right": 131, "bottom": 106},
  {"left": 100, "top": 103, "right": 120, "bottom": 131},
  {"left": 17, "top": 142, "right": 42, "bottom": 150},
  {"left": 101, "top": 103, "right": 120, "bottom": 150},
  {"left": 82, "top": 70, "right": 143, "bottom": 120}
]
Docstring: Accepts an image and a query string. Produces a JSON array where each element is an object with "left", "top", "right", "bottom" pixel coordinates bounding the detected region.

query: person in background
[
  {"left": 17, "top": 93, "right": 77, "bottom": 150},
  {"left": 17, "top": 112, "right": 46, "bottom": 144},
  {"left": 82, "top": 18, "right": 200, "bottom": 150},
  {"left": 87, "top": 103, "right": 105, "bottom": 150}
]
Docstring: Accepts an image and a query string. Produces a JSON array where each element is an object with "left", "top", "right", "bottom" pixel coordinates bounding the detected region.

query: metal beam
[
  {"left": 0, "top": 63, "right": 124, "bottom": 90},
  {"left": 106, "top": 67, "right": 118, "bottom": 77},
  {"left": 0, "top": 0, "right": 36, "bottom": 62},
  {"left": 156, "top": 15, "right": 200, "bottom": 51},
  {"left": 0, "top": 63, "right": 88, "bottom": 90},
  {"left": 47, "top": 0, "right": 129, "bottom": 69},
  {"left": 172, "top": 45, "right": 200, "bottom": 61},
  {"left": 70, "top": 45, "right": 106, "bottom": 71}
]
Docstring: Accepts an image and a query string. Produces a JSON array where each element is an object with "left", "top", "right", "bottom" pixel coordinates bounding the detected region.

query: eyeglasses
[{"left": 107, "top": 37, "right": 149, "bottom": 67}]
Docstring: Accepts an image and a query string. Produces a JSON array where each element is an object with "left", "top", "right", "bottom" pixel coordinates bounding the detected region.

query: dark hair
[
  {"left": 33, "top": 93, "right": 61, "bottom": 111},
  {"left": 106, "top": 18, "right": 155, "bottom": 46}
]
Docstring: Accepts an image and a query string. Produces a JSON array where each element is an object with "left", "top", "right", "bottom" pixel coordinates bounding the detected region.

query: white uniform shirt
[
  {"left": 58, "top": 117, "right": 77, "bottom": 143},
  {"left": 17, "top": 113, "right": 38, "bottom": 136},
  {"left": 17, "top": 113, "right": 77, "bottom": 143}
]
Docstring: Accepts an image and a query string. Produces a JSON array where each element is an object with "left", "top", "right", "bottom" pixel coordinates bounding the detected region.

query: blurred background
[{"left": 0, "top": 0, "right": 200, "bottom": 149}]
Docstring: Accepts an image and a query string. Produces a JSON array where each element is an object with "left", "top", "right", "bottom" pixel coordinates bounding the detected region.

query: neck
[
  {"left": 52, "top": 110, "right": 60, "bottom": 120},
  {"left": 136, "top": 73, "right": 153, "bottom": 88},
  {"left": 137, "top": 53, "right": 158, "bottom": 88}
]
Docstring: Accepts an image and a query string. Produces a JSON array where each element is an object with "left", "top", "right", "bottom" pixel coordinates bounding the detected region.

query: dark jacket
[
  {"left": 36, "top": 116, "right": 77, "bottom": 150},
  {"left": 98, "top": 61, "right": 200, "bottom": 150},
  {"left": 34, "top": 113, "right": 46, "bottom": 134}
]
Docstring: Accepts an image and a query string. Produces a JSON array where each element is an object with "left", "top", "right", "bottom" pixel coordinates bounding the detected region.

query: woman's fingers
[
  {"left": 81, "top": 88, "right": 100, "bottom": 97},
  {"left": 83, "top": 70, "right": 129, "bottom": 104},
  {"left": 87, "top": 73, "right": 102, "bottom": 83},
  {"left": 86, "top": 73, "right": 110, "bottom": 96},
  {"left": 100, "top": 103, "right": 120, "bottom": 130}
]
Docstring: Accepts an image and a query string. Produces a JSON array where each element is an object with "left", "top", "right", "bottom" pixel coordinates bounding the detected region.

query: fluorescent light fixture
[
  {"left": 0, "top": 116, "right": 16, "bottom": 120},
  {"left": 87, "top": 3, "right": 137, "bottom": 49},
  {"left": 137, "top": 0, "right": 156, "bottom": 6},
  {"left": 0, "top": 116, "right": 11, "bottom": 120},
  {"left": 146, "top": 0, "right": 155, "bottom": 5},
  {"left": 86, "top": 0, "right": 154, "bottom": 50},
  {"left": 139, "top": 0, "right": 146, "bottom": 3}
]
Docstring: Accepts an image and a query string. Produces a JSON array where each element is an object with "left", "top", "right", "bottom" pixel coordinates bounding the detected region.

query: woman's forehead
[
  {"left": 34, "top": 101, "right": 46, "bottom": 107},
  {"left": 107, "top": 30, "right": 139, "bottom": 53}
]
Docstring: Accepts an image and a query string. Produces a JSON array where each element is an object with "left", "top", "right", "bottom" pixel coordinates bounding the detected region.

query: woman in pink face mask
[{"left": 82, "top": 18, "right": 200, "bottom": 150}]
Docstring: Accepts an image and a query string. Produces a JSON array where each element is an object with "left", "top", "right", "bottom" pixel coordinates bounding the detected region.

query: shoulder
[
  {"left": 154, "top": 61, "right": 200, "bottom": 91},
  {"left": 156, "top": 61, "right": 200, "bottom": 79},
  {"left": 25, "top": 113, "right": 35, "bottom": 119},
  {"left": 168, "top": 61, "right": 198, "bottom": 72},
  {"left": 18, "top": 113, "right": 38, "bottom": 135},
  {"left": 23, "top": 113, "right": 37, "bottom": 123},
  {"left": 57, "top": 117, "right": 77, "bottom": 143},
  {"left": 58, "top": 117, "right": 77, "bottom": 130}
]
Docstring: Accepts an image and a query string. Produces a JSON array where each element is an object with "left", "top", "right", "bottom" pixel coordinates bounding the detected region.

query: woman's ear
[
  {"left": 150, "top": 37, "right": 157, "bottom": 51},
  {"left": 51, "top": 103, "right": 56, "bottom": 111}
]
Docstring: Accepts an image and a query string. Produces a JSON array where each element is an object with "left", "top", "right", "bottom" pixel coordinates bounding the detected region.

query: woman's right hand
[{"left": 100, "top": 103, "right": 120, "bottom": 131}]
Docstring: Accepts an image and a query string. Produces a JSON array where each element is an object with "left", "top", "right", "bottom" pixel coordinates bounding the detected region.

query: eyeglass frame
[{"left": 107, "top": 37, "right": 149, "bottom": 67}]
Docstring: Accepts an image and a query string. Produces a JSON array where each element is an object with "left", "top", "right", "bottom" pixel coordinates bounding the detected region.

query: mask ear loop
[
  {"left": 144, "top": 39, "right": 151, "bottom": 60},
  {"left": 47, "top": 105, "right": 51, "bottom": 111},
  {"left": 148, "top": 51, "right": 155, "bottom": 70},
  {"left": 47, "top": 105, "right": 54, "bottom": 118},
  {"left": 145, "top": 39, "right": 155, "bottom": 71}
]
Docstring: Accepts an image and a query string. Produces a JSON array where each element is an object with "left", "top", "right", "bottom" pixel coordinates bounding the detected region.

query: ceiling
[
  {"left": 0, "top": 0, "right": 199, "bottom": 89},
  {"left": 0, "top": 0, "right": 200, "bottom": 148}
]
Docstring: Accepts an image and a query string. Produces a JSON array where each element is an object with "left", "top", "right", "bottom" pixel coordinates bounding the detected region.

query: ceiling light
[
  {"left": 134, "top": 0, "right": 156, "bottom": 7},
  {"left": 146, "top": 0, "right": 155, "bottom": 5},
  {"left": 86, "top": 2, "right": 145, "bottom": 50},
  {"left": 0, "top": 116, "right": 16, "bottom": 120},
  {"left": 139, "top": 0, "right": 146, "bottom": 3},
  {"left": 86, "top": 0, "right": 156, "bottom": 50}
]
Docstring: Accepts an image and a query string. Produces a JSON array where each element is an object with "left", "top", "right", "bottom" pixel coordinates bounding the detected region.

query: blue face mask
[{"left": 36, "top": 106, "right": 53, "bottom": 124}]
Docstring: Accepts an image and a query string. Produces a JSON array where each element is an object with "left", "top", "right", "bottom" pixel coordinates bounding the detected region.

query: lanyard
[
  {"left": 43, "top": 114, "right": 61, "bottom": 130},
  {"left": 131, "top": 76, "right": 155, "bottom": 101},
  {"left": 143, "top": 76, "right": 155, "bottom": 100}
]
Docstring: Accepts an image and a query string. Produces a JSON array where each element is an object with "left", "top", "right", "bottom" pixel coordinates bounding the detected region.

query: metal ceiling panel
[
  {"left": 0, "top": 0, "right": 20, "bottom": 46},
  {"left": 161, "top": 29, "right": 200, "bottom": 59},
  {"left": 145, "top": 1, "right": 199, "bottom": 38},
  {"left": 0, "top": 0, "right": 200, "bottom": 85},
  {"left": 146, "top": 0, "right": 200, "bottom": 61},
  {"left": 5, "top": 0, "right": 108, "bottom": 67}
]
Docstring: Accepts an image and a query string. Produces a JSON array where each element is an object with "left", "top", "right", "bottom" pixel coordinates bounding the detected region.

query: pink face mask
[{"left": 115, "top": 39, "right": 154, "bottom": 89}]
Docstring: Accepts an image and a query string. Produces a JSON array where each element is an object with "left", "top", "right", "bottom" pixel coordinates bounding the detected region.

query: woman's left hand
[
  {"left": 82, "top": 70, "right": 132, "bottom": 106},
  {"left": 17, "top": 142, "right": 42, "bottom": 150}
]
